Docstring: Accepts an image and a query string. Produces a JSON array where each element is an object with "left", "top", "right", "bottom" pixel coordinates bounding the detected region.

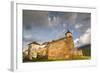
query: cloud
[
  {"left": 65, "top": 13, "right": 78, "bottom": 24},
  {"left": 75, "top": 24, "right": 83, "bottom": 29},
  {"left": 74, "top": 28, "right": 91, "bottom": 47},
  {"left": 80, "top": 28, "right": 91, "bottom": 44},
  {"left": 23, "top": 10, "right": 49, "bottom": 28},
  {"left": 23, "top": 10, "right": 91, "bottom": 48},
  {"left": 24, "top": 34, "right": 32, "bottom": 40},
  {"left": 48, "top": 16, "right": 61, "bottom": 27},
  {"left": 74, "top": 38, "right": 80, "bottom": 47}
]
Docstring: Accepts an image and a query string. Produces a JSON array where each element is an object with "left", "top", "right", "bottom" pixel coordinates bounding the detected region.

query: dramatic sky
[{"left": 23, "top": 10, "right": 91, "bottom": 48}]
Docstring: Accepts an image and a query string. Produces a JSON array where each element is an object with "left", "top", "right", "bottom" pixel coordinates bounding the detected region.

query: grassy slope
[
  {"left": 23, "top": 56, "right": 90, "bottom": 62},
  {"left": 79, "top": 44, "right": 91, "bottom": 56}
]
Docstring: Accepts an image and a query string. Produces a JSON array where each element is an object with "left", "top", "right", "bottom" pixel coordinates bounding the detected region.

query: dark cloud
[
  {"left": 23, "top": 10, "right": 91, "bottom": 48},
  {"left": 23, "top": 10, "right": 49, "bottom": 30}
]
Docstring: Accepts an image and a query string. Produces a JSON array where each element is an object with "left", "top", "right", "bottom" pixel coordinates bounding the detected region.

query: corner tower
[
  {"left": 65, "top": 30, "right": 74, "bottom": 51},
  {"left": 65, "top": 30, "right": 72, "bottom": 38}
]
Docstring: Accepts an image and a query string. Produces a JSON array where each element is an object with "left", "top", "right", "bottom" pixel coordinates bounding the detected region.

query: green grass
[
  {"left": 23, "top": 56, "right": 91, "bottom": 62},
  {"left": 72, "top": 56, "right": 91, "bottom": 60}
]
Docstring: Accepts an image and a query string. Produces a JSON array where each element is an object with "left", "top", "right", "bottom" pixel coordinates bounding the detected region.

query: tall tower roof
[{"left": 65, "top": 30, "right": 72, "bottom": 35}]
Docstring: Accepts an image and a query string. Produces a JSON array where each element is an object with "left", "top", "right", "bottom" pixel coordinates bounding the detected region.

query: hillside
[{"left": 78, "top": 44, "right": 91, "bottom": 56}]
